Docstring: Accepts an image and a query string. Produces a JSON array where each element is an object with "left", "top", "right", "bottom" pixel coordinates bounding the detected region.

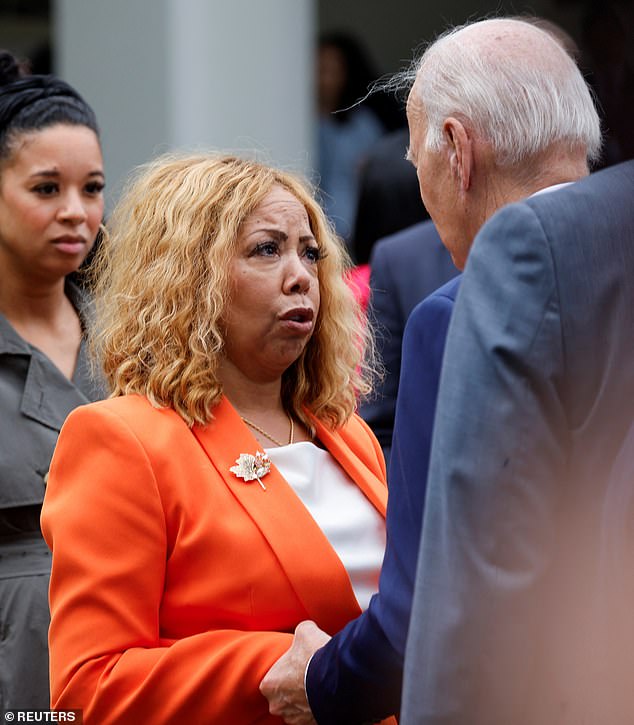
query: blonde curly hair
[{"left": 90, "top": 153, "right": 376, "bottom": 429}]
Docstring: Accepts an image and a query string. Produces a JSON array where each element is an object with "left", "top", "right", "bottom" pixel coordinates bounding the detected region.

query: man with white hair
[
  {"left": 260, "top": 17, "right": 607, "bottom": 724},
  {"left": 405, "top": 17, "right": 599, "bottom": 270},
  {"left": 401, "top": 18, "right": 634, "bottom": 725}
]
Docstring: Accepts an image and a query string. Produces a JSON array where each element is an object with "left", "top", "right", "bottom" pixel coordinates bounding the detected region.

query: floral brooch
[{"left": 230, "top": 451, "right": 271, "bottom": 490}]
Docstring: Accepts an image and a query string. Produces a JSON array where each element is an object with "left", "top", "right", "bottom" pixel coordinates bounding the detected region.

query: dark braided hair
[{"left": 0, "top": 50, "right": 99, "bottom": 163}]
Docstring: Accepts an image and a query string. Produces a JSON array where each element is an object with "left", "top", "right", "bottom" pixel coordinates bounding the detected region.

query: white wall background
[{"left": 55, "top": 0, "right": 315, "bottom": 209}]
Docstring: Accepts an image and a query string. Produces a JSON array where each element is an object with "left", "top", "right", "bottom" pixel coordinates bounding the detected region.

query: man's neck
[{"left": 481, "top": 153, "right": 589, "bottom": 220}]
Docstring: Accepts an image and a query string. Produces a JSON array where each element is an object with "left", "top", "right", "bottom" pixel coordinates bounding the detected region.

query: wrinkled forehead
[
  {"left": 241, "top": 185, "right": 312, "bottom": 232},
  {"left": 259, "top": 186, "right": 307, "bottom": 215}
]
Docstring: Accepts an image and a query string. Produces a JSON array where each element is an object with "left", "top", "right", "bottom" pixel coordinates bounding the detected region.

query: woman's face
[
  {"left": 222, "top": 185, "right": 321, "bottom": 384},
  {"left": 0, "top": 123, "right": 104, "bottom": 282},
  {"left": 318, "top": 44, "right": 347, "bottom": 113}
]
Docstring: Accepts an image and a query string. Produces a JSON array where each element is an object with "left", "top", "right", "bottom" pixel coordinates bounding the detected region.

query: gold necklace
[{"left": 241, "top": 412, "right": 294, "bottom": 447}]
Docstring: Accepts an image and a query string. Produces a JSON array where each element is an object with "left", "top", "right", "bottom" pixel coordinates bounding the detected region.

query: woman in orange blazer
[{"left": 41, "top": 154, "right": 395, "bottom": 725}]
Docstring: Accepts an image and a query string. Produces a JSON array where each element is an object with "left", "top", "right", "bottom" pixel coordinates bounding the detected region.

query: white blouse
[{"left": 265, "top": 440, "right": 386, "bottom": 610}]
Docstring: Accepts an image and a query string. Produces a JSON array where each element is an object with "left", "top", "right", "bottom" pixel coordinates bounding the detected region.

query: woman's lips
[
  {"left": 279, "top": 307, "right": 314, "bottom": 334},
  {"left": 52, "top": 236, "right": 86, "bottom": 255}
]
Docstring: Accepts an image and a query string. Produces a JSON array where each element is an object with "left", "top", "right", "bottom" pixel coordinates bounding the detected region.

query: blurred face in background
[{"left": 318, "top": 44, "right": 347, "bottom": 114}]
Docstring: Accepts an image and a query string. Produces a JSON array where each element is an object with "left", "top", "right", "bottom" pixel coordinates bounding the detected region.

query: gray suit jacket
[{"left": 402, "top": 161, "right": 634, "bottom": 725}]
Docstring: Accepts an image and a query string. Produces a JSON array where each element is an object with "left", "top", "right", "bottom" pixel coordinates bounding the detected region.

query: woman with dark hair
[
  {"left": 0, "top": 51, "right": 106, "bottom": 708},
  {"left": 317, "top": 32, "right": 402, "bottom": 246}
]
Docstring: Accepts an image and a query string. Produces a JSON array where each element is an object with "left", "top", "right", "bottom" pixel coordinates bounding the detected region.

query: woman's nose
[
  {"left": 283, "top": 253, "right": 312, "bottom": 294},
  {"left": 57, "top": 190, "right": 88, "bottom": 224}
]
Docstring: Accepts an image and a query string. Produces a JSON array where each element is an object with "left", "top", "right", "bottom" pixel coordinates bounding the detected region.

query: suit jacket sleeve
[
  {"left": 401, "top": 204, "right": 569, "bottom": 724},
  {"left": 41, "top": 404, "right": 293, "bottom": 724},
  {"left": 307, "top": 291, "right": 454, "bottom": 724}
]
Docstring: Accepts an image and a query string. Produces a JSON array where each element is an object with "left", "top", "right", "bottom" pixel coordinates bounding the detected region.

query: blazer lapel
[{"left": 192, "top": 397, "right": 362, "bottom": 633}]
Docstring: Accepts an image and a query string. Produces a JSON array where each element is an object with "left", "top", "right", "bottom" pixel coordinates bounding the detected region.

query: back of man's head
[{"left": 412, "top": 18, "right": 601, "bottom": 168}]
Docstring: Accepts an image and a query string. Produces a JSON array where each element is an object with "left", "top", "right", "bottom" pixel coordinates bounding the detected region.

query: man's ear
[{"left": 443, "top": 117, "right": 472, "bottom": 191}]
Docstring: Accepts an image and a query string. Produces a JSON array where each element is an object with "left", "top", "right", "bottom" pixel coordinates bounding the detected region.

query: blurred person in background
[
  {"left": 581, "top": 2, "right": 634, "bottom": 166},
  {"left": 350, "top": 128, "right": 428, "bottom": 268},
  {"left": 344, "top": 128, "right": 431, "bottom": 317},
  {"left": 0, "top": 51, "right": 106, "bottom": 708},
  {"left": 360, "top": 219, "right": 457, "bottom": 462},
  {"left": 317, "top": 32, "right": 401, "bottom": 247}
]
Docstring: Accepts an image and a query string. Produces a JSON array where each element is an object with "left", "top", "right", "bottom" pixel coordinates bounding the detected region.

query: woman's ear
[{"left": 443, "top": 117, "right": 472, "bottom": 191}]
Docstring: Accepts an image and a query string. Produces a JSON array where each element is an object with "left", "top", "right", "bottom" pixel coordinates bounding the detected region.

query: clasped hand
[{"left": 260, "top": 620, "right": 330, "bottom": 725}]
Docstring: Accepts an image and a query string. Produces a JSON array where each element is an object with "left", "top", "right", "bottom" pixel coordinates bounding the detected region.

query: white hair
[{"left": 403, "top": 18, "right": 602, "bottom": 166}]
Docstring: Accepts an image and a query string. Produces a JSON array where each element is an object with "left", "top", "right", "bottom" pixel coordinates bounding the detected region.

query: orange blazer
[{"left": 41, "top": 394, "right": 396, "bottom": 724}]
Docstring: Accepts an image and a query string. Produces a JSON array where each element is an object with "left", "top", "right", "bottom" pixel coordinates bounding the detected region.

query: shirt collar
[{"left": 530, "top": 181, "right": 575, "bottom": 197}]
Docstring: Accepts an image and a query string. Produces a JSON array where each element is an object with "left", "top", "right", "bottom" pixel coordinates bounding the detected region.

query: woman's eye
[
  {"left": 33, "top": 183, "right": 58, "bottom": 196},
  {"left": 304, "top": 246, "right": 323, "bottom": 263},
  {"left": 85, "top": 181, "right": 105, "bottom": 195},
  {"left": 251, "top": 241, "right": 279, "bottom": 257}
]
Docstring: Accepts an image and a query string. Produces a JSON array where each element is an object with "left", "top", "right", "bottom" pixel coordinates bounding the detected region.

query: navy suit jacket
[
  {"left": 306, "top": 275, "right": 461, "bottom": 724},
  {"left": 402, "top": 161, "right": 634, "bottom": 724},
  {"left": 359, "top": 221, "right": 458, "bottom": 460}
]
